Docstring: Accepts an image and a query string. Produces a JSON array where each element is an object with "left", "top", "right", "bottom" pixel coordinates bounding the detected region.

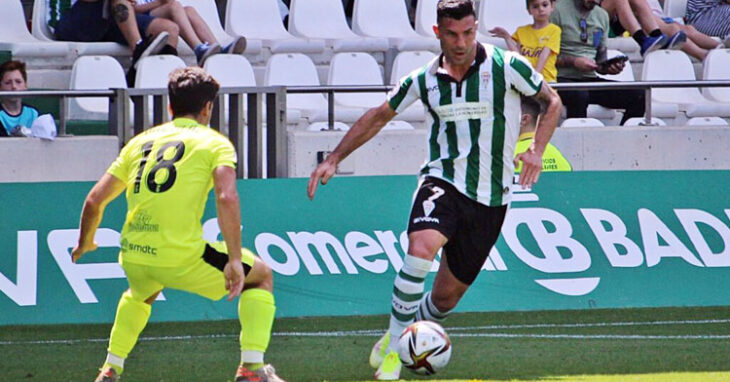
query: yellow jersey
[
  {"left": 512, "top": 23, "right": 561, "bottom": 83},
  {"left": 107, "top": 118, "right": 237, "bottom": 267},
  {"left": 514, "top": 131, "right": 572, "bottom": 172}
]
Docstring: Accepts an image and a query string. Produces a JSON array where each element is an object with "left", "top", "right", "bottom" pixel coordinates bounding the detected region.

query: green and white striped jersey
[{"left": 387, "top": 43, "right": 543, "bottom": 207}]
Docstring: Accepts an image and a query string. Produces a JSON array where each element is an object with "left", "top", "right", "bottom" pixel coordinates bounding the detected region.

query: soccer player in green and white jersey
[
  {"left": 308, "top": 0, "right": 563, "bottom": 379},
  {"left": 72, "top": 67, "right": 285, "bottom": 382}
]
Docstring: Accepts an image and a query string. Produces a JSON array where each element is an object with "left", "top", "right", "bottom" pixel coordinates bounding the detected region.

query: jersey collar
[
  {"left": 172, "top": 117, "right": 205, "bottom": 129},
  {"left": 518, "top": 131, "right": 535, "bottom": 141}
]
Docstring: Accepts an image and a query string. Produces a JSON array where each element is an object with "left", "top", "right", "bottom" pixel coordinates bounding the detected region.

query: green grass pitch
[{"left": 2, "top": 306, "right": 730, "bottom": 381}]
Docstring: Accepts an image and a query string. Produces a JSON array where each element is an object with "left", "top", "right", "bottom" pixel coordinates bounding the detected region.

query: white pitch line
[{"left": 1, "top": 318, "right": 729, "bottom": 346}]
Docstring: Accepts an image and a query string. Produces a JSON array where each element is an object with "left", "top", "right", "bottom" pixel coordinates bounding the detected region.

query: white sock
[{"left": 386, "top": 254, "right": 432, "bottom": 353}]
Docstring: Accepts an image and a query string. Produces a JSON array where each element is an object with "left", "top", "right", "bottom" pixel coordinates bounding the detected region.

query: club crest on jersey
[{"left": 481, "top": 72, "right": 491, "bottom": 89}]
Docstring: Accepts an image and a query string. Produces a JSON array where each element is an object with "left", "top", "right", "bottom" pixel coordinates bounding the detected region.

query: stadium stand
[
  {"left": 177, "top": 0, "right": 263, "bottom": 55},
  {"left": 687, "top": 116, "right": 729, "bottom": 126},
  {"left": 134, "top": 55, "right": 187, "bottom": 123},
  {"left": 203, "top": 54, "right": 257, "bottom": 126},
  {"left": 68, "top": 55, "right": 126, "bottom": 121},
  {"left": 389, "top": 50, "right": 434, "bottom": 123},
  {"left": 264, "top": 53, "right": 361, "bottom": 124},
  {"left": 663, "top": 0, "right": 688, "bottom": 19},
  {"left": 307, "top": 121, "right": 350, "bottom": 131},
  {"left": 623, "top": 117, "right": 668, "bottom": 126},
  {"left": 475, "top": 0, "right": 530, "bottom": 49},
  {"left": 642, "top": 50, "right": 730, "bottom": 120},
  {"left": 702, "top": 49, "right": 730, "bottom": 103},
  {"left": 382, "top": 120, "right": 416, "bottom": 130},
  {"left": 351, "top": 0, "right": 440, "bottom": 52},
  {"left": 414, "top": 0, "right": 439, "bottom": 38},
  {"left": 561, "top": 118, "right": 606, "bottom": 128},
  {"left": 327, "top": 52, "right": 385, "bottom": 110},
  {"left": 288, "top": 0, "right": 389, "bottom": 53},
  {"left": 3, "top": 0, "right": 70, "bottom": 62},
  {"left": 225, "top": 0, "right": 325, "bottom": 55}
]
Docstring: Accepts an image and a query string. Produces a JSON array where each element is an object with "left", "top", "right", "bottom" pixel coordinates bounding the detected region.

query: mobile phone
[{"left": 601, "top": 55, "right": 629, "bottom": 66}]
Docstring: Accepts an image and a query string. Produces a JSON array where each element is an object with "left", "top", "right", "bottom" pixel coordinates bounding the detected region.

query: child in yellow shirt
[{"left": 489, "top": 0, "right": 561, "bottom": 83}]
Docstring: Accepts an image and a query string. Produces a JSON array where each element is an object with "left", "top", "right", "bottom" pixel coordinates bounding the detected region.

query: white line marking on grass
[{"left": 2, "top": 318, "right": 729, "bottom": 345}]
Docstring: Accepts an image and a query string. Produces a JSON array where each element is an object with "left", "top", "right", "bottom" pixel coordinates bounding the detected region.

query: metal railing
[{"left": 2, "top": 79, "right": 728, "bottom": 178}]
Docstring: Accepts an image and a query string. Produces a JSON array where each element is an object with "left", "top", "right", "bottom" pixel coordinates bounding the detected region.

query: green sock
[
  {"left": 108, "top": 290, "right": 151, "bottom": 359},
  {"left": 239, "top": 289, "right": 276, "bottom": 364}
]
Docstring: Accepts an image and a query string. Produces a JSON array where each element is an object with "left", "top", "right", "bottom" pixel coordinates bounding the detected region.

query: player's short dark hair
[
  {"left": 436, "top": 0, "right": 476, "bottom": 24},
  {"left": 168, "top": 67, "right": 220, "bottom": 117},
  {"left": 521, "top": 96, "right": 542, "bottom": 124},
  {"left": 0, "top": 60, "right": 28, "bottom": 83}
]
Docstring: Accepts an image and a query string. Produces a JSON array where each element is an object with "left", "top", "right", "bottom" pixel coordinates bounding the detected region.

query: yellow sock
[
  {"left": 108, "top": 290, "right": 151, "bottom": 359},
  {"left": 239, "top": 289, "right": 275, "bottom": 364}
]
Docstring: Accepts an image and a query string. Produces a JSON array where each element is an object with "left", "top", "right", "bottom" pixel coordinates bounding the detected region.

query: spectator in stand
[
  {"left": 648, "top": 0, "right": 729, "bottom": 61},
  {"left": 551, "top": 0, "right": 645, "bottom": 124},
  {"left": 490, "top": 0, "right": 562, "bottom": 83},
  {"left": 0, "top": 61, "right": 39, "bottom": 137},
  {"left": 685, "top": 0, "right": 730, "bottom": 39},
  {"left": 55, "top": 0, "right": 178, "bottom": 83},
  {"left": 133, "top": 0, "right": 246, "bottom": 66},
  {"left": 601, "top": 0, "right": 686, "bottom": 56}
]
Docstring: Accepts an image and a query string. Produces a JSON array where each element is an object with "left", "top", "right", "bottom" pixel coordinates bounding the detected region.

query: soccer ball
[{"left": 397, "top": 320, "right": 452, "bottom": 375}]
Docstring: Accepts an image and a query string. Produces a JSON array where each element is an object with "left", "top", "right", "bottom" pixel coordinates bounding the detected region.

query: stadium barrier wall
[{"left": 1, "top": 172, "right": 729, "bottom": 326}]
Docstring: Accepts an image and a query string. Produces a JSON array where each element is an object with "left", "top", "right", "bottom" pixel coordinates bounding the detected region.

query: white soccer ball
[{"left": 397, "top": 320, "right": 452, "bottom": 375}]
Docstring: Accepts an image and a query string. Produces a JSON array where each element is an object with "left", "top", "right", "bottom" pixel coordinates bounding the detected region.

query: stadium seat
[
  {"left": 264, "top": 53, "right": 362, "bottom": 123},
  {"left": 203, "top": 54, "right": 259, "bottom": 124},
  {"left": 68, "top": 55, "right": 127, "bottom": 120},
  {"left": 701, "top": 49, "right": 730, "bottom": 103},
  {"left": 561, "top": 118, "right": 605, "bottom": 128},
  {"left": 134, "top": 55, "right": 186, "bottom": 122},
  {"left": 642, "top": 50, "right": 730, "bottom": 118},
  {"left": 177, "top": 0, "right": 263, "bottom": 55},
  {"left": 390, "top": 51, "right": 437, "bottom": 85},
  {"left": 414, "top": 0, "right": 438, "bottom": 38},
  {"left": 32, "top": 0, "right": 130, "bottom": 58},
  {"left": 225, "top": 0, "right": 325, "bottom": 54},
  {"left": 663, "top": 0, "right": 688, "bottom": 18},
  {"left": 382, "top": 120, "right": 416, "bottom": 130},
  {"left": 475, "top": 0, "right": 531, "bottom": 49},
  {"left": 622, "top": 117, "right": 667, "bottom": 126},
  {"left": 307, "top": 121, "right": 350, "bottom": 131},
  {"left": 351, "top": 0, "right": 440, "bottom": 52},
  {"left": 327, "top": 52, "right": 385, "bottom": 109},
  {"left": 1, "top": 0, "right": 70, "bottom": 59},
  {"left": 686, "top": 117, "right": 729, "bottom": 126},
  {"left": 288, "top": 0, "right": 389, "bottom": 53}
]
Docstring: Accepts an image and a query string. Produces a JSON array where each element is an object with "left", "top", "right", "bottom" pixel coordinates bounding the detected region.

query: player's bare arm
[
  {"left": 72, "top": 173, "right": 126, "bottom": 263},
  {"left": 514, "top": 81, "right": 562, "bottom": 188},
  {"left": 307, "top": 102, "right": 397, "bottom": 200},
  {"left": 213, "top": 165, "right": 245, "bottom": 301}
]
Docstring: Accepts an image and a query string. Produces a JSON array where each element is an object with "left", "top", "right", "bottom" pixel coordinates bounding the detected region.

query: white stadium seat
[
  {"left": 225, "top": 0, "right": 325, "bottom": 54},
  {"left": 204, "top": 54, "right": 256, "bottom": 87},
  {"left": 352, "top": 0, "right": 440, "bottom": 52},
  {"left": 382, "top": 120, "right": 416, "bottom": 130},
  {"left": 642, "top": 50, "right": 730, "bottom": 118},
  {"left": 288, "top": 0, "right": 389, "bottom": 53},
  {"left": 623, "top": 117, "right": 667, "bottom": 126},
  {"left": 390, "top": 51, "right": 437, "bottom": 85},
  {"left": 701, "top": 49, "right": 730, "bottom": 103},
  {"left": 264, "top": 53, "right": 362, "bottom": 123},
  {"left": 307, "top": 122, "right": 350, "bottom": 131},
  {"left": 134, "top": 55, "right": 187, "bottom": 88},
  {"left": 561, "top": 118, "right": 605, "bottom": 128},
  {"left": 177, "top": 0, "right": 262, "bottom": 55},
  {"left": 327, "top": 52, "right": 385, "bottom": 110},
  {"left": 69, "top": 56, "right": 127, "bottom": 120},
  {"left": 476, "top": 0, "right": 531, "bottom": 49},
  {"left": 686, "top": 117, "right": 729, "bottom": 126},
  {"left": 414, "top": 0, "right": 439, "bottom": 38},
  {"left": 2, "top": 0, "right": 70, "bottom": 59},
  {"left": 663, "top": 0, "right": 688, "bottom": 18}
]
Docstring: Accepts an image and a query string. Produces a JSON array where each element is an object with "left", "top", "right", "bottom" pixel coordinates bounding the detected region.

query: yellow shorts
[{"left": 120, "top": 242, "right": 257, "bottom": 302}]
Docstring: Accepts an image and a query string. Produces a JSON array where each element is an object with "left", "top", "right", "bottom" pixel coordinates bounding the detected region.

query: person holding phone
[{"left": 550, "top": 0, "right": 645, "bottom": 125}]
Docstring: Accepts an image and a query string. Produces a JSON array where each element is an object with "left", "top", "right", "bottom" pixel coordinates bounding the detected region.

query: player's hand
[
  {"left": 514, "top": 146, "right": 543, "bottom": 189},
  {"left": 602, "top": 60, "right": 624, "bottom": 75},
  {"left": 488, "top": 27, "right": 510, "bottom": 39},
  {"left": 71, "top": 242, "right": 98, "bottom": 263},
  {"left": 307, "top": 156, "right": 338, "bottom": 200},
  {"left": 574, "top": 57, "right": 598, "bottom": 72},
  {"left": 224, "top": 260, "right": 245, "bottom": 301}
]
